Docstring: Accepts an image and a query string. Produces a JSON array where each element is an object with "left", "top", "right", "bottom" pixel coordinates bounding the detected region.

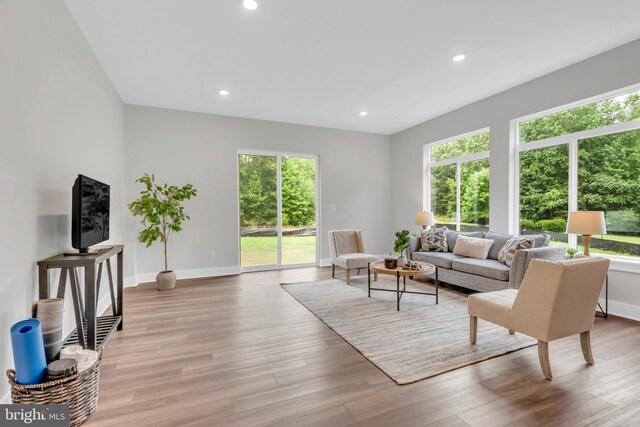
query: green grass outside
[
  {"left": 548, "top": 238, "right": 640, "bottom": 258},
  {"left": 241, "top": 235, "right": 316, "bottom": 266},
  {"left": 599, "top": 233, "right": 640, "bottom": 244}
]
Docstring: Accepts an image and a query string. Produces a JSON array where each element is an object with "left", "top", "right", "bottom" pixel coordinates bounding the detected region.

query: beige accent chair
[
  {"left": 328, "top": 230, "right": 378, "bottom": 285},
  {"left": 468, "top": 257, "right": 610, "bottom": 380}
]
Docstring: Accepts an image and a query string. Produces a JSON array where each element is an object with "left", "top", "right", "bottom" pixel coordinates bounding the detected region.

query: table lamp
[
  {"left": 415, "top": 211, "right": 435, "bottom": 230},
  {"left": 566, "top": 211, "right": 606, "bottom": 256}
]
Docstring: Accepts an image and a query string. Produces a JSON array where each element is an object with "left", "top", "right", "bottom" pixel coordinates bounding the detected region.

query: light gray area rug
[{"left": 281, "top": 277, "right": 536, "bottom": 384}]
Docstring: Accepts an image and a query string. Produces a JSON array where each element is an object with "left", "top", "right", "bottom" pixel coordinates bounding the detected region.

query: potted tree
[
  {"left": 394, "top": 230, "right": 410, "bottom": 267},
  {"left": 128, "top": 173, "right": 197, "bottom": 290}
]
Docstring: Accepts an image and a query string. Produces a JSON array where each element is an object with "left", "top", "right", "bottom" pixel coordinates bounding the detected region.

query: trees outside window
[
  {"left": 238, "top": 153, "right": 318, "bottom": 268},
  {"left": 426, "top": 130, "right": 490, "bottom": 232},
  {"left": 517, "top": 89, "right": 640, "bottom": 258}
]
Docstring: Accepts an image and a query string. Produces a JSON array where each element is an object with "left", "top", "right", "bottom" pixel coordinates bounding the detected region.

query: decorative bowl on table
[{"left": 402, "top": 260, "right": 424, "bottom": 271}]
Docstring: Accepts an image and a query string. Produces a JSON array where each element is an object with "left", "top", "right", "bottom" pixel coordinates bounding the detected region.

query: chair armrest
[
  {"left": 407, "top": 236, "right": 421, "bottom": 260},
  {"left": 509, "top": 246, "right": 567, "bottom": 289}
]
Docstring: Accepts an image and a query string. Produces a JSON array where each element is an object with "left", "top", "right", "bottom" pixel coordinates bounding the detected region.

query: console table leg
[
  {"left": 85, "top": 264, "right": 96, "bottom": 350},
  {"left": 117, "top": 249, "right": 124, "bottom": 330},
  {"left": 38, "top": 266, "right": 48, "bottom": 299},
  {"left": 69, "top": 268, "right": 85, "bottom": 348},
  {"left": 95, "top": 262, "right": 103, "bottom": 301},
  {"left": 56, "top": 268, "right": 68, "bottom": 299},
  {"left": 106, "top": 259, "right": 117, "bottom": 316}
]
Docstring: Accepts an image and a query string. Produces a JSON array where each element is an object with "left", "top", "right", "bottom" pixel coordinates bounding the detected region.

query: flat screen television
[{"left": 71, "top": 174, "right": 110, "bottom": 253}]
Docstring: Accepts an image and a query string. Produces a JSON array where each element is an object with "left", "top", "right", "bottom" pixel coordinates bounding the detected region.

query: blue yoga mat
[{"left": 11, "top": 318, "right": 47, "bottom": 384}]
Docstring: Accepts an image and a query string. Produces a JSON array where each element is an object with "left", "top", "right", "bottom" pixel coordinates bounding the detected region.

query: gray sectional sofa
[{"left": 406, "top": 230, "right": 566, "bottom": 292}]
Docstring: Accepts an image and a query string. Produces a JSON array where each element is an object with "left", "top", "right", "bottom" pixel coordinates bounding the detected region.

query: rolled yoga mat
[
  {"left": 10, "top": 318, "right": 47, "bottom": 384},
  {"left": 35, "top": 298, "right": 64, "bottom": 363}
]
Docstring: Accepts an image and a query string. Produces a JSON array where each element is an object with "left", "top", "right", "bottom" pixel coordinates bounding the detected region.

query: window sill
[{"left": 605, "top": 256, "right": 640, "bottom": 274}]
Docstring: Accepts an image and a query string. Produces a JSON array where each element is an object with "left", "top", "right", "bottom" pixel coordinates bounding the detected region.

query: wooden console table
[{"left": 37, "top": 245, "right": 124, "bottom": 350}]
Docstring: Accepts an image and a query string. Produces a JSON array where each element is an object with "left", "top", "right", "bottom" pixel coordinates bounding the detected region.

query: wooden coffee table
[{"left": 368, "top": 260, "right": 437, "bottom": 311}]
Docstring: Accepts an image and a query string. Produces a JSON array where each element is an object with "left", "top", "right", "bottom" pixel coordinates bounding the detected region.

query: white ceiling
[{"left": 65, "top": 0, "right": 640, "bottom": 135}]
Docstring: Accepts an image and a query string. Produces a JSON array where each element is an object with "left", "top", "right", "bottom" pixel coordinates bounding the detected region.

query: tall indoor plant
[{"left": 128, "top": 173, "right": 197, "bottom": 290}]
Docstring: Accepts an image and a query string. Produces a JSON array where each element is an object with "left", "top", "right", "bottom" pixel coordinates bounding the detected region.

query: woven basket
[{"left": 6, "top": 346, "right": 103, "bottom": 427}]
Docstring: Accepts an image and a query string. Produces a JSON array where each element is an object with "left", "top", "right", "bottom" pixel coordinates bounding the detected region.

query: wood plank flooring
[{"left": 86, "top": 267, "right": 640, "bottom": 426}]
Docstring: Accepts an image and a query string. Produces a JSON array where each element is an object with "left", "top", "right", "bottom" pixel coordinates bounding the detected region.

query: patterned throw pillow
[
  {"left": 420, "top": 226, "right": 448, "bottom": 252},
  {"left": 498, "top": 235, "right": 536, "bottom": 267},
  {"left": 452, "top": 235, "right": 494, "bottom": 260}
]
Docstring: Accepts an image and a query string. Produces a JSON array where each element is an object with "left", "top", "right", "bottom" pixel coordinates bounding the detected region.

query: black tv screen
[{"left": 72, "top": 174, "right": 110, "bottom": 253}]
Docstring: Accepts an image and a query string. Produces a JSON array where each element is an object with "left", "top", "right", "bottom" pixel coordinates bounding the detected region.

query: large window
[
  {"left": 426, "top": 129, "right": 490, "bottom": 232},
  {"left": 516, "top": 88, "right": 640, "bottom": 258}
]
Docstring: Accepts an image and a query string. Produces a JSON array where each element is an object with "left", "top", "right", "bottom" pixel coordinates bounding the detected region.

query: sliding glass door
[
  {"left": 238, "top": 151, "right": 319, "bottom": 270},
  {"left": 238, "top": 153, "right": 278, "bottom": 266}
]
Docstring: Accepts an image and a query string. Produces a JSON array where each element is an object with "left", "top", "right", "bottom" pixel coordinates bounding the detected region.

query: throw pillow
[
  {"left": 498, "top": 235, "right": 536, "bottom": 267},
  {"left": 452, "top": 235, "right": 494, "bottom": 260},
  {"left": 420, "top": 226, "right": 448, "bottom": 252}
]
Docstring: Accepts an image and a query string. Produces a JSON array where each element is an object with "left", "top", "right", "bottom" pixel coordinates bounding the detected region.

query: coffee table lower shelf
[{"left": 367, "top": 261, "right": 438, "bottom": 311}]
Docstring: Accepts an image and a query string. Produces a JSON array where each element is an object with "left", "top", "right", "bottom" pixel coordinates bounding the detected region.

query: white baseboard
[
  {"left": 600, "top": 298, "right": 640, "bottom": 321},
  {"left": 125, "top": 266, "right": 241, "bottom": 287}
]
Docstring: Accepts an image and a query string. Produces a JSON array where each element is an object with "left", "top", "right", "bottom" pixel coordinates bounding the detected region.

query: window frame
[
  {"left": 424, "top": 128, "right": 490, "bottom": 231},
  {"left": 512, "top": 83, "right": 640, "bottom": 260}
]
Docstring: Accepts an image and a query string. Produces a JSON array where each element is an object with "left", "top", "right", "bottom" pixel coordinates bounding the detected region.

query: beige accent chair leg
[
  {"left": 470, "top": 316, "right": 477, "bottom": 344},
  {"left": 509, "top": 329, "right": 515, "bottom": 335},
  {"left": 332, "top": 264, "right": 335, "bottom": 278},
  {"left": 357, "top": 268, "right": 361, "bottom": 275},
  {"left": 538, "top": 340, "right": 553, "bottom": 380},
  {"left": 580, "top": 331, "right": 595, "bottom": 365},
  {"left": 346, "top": 269, "right": 351, "bottom": 286},
  {"left": 374, "top": 272, "right": 378, "bottom": 281}
]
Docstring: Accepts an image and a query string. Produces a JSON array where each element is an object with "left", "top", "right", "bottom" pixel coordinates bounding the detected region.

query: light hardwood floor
[{"left": 87, "top": 267, "right": 640, "bottom": 426}]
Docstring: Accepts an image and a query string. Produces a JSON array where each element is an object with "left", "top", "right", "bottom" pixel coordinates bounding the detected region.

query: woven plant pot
[
  {"left": 156, "top": 271, "right": 176, "bottom": 290},
  {"left": 7, "top": 346, "right": 103, "bottom": 427}
]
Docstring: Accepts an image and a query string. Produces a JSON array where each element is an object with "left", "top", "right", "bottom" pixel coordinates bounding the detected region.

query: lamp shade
[
  {"left": 415, "top": 211, "right": 435, "bottom": 226},
  {"left": 566, "top": 211, "right": 606, "bottom": 235}
]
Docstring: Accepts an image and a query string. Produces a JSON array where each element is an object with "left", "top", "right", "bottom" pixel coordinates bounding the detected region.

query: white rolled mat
[{"left": 60, "top": 345, "right": 98, "bottom": 371}]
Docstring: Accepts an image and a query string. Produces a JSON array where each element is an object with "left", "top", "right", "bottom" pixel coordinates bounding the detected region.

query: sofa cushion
[
  {"left": 484, "top": 232, "right": 516, "bottom": 260},
  {"left": 522, "top": 233, "right": 551, "bottom": 247},
  {"left": 420, "top": 226, "right": 448, "bottom": 252},
  {"left": 451, "top": 258, "right": 510, "bottom": 281},
  {"left": 498, "top": 235, "right": 536, "bottom": 267},
  {"left": 335, "top": 253, "right": 378, "bottom": 269},
  {"left": 412, "top": 251, "right": 463, "bottom": 268},
  {"left": 446, "top": 231, "right": 484, "bottom": 253},
  {"left": 452, "top": 235, "right": 494, "bottom": 260},
  {"left": 468, "top": 289, "right": 518, "bottom": 328}
]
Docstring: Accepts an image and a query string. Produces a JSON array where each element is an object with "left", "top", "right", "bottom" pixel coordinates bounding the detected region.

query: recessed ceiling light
[
  {"left": 242, "top": 0, "right": 258, "bottom": 10},
  {"left": 452, "top": 54, "right": 466, "bottom": 62},
  {"left": 359, "top": 111, "right": 368, "bottom": 116},
  {"left": 218, "top": 89, "right": 230, "bottom": 96}
]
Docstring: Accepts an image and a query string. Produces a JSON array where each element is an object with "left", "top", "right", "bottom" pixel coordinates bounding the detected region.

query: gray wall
[
  {"left": 0, "top": 1, "right": 126, "bottom": 400},
  {"left": 391, "top": 39, "right": 640, "bottom": 316},
  {"left": 124, "top": 106, "right": 391, "bottom": 276}
]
